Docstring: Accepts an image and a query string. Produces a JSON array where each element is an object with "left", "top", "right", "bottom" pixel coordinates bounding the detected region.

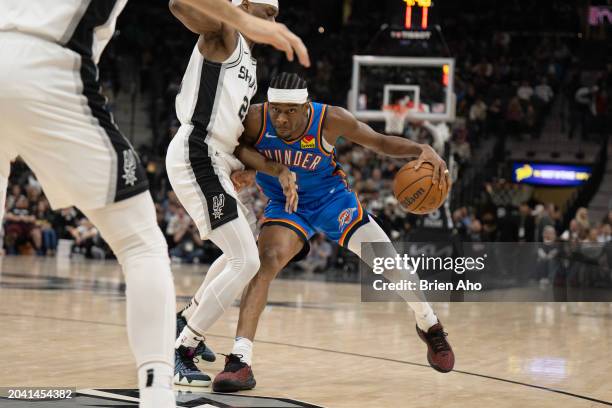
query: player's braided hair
[{"left": 269, "top": 72, "right": 307, "bottom": 90}]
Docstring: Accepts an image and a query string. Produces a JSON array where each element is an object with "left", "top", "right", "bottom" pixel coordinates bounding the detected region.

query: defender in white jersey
[
  {"left": 0, "top": 2, "right": 176, "bottom": 407},
  {"left": 170, "top": 32, "right": 259, "bottom": 238},
  {"left": 0, "top": 0, "right": 306, "bottom": 406},
  {"left": 166, "top": 0, "right": 298, "bottom": 387}
]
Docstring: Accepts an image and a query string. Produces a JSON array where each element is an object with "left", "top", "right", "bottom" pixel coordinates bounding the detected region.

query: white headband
[
  {"left": 232, "top": 0, "right": 279, "bottom": 8},
  {"left": 267, "top": 88, "right": 309, "bottom": 104}
]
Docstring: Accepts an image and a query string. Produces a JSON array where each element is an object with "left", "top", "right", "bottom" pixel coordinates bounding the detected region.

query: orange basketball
[{"left": 393, "top": 161, "right": 450, "bottom": 214}]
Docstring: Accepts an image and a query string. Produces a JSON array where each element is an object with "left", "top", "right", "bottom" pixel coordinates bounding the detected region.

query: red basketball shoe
[
  {"left": 416, "top": 321, "right": 454, "bottom": 373},
  {"left": 212, "top": 354, "right": 256, "bottom": 392}
]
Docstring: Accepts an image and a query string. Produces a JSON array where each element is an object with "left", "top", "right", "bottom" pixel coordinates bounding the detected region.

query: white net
[
  {"left": 350, "top": 56, "right": 456, "bottom": 123},
  {"left": 383, "top": 103, "right": 410, "bottom": 135}
]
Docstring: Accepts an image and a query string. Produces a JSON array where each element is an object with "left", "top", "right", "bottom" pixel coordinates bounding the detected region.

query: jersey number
[{"left": 238, "top": 96, "right": 249, "bottom": 121}]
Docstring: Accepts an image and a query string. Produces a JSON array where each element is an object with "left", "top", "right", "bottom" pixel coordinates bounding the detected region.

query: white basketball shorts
[
  {"left": 166, "top": 124, "right": 257, "bottom": 240},
  {"left": 0, "top": 32, "right": 148, "bottom": 211}
]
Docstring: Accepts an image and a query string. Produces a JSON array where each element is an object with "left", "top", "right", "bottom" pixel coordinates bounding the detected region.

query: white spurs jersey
[
  {"left": 0, "top": 0, "right": 127, "bottom": 63},
  {"left": 176, "top": 33, "right": 258, "bottom": 155}
]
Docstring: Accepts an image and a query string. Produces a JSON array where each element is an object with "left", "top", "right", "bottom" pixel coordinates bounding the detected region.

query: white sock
[
  {"left": 139, "top": 388, "right": 175, "bottom": 408},
  {"left": 138, "top": 362, "right": 173, "bottom": 390},
  {"left": 138, "top": 362, "right": 174, "bottom": 408},
  {"left": 232, "top": 337, "right": 253, "bottom": 366},
  {"left": 410, "top": 303, "right": 438, "bottom": 332},
  {"left": 175, "top": 326, "right": 204, "bottom": 349}
]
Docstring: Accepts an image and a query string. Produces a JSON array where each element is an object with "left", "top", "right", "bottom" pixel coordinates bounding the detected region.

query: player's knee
[
  {"left": 258, "top": 247, "right": 286, "bottom": 276},
  {"left": 242, "top": 255, "right": 261, "bottom": 279},
  {"left": 112, "top": 225, "right": 169, "bottom": 267},
  {"left": 84, "top": 192, "right": 169, "bottom": 266},
  {"left": 244, "top": 240, "right": 261, "bottom": 273},
  {"left": 226, "top": 245, "right": 260, "bottom": 280}
]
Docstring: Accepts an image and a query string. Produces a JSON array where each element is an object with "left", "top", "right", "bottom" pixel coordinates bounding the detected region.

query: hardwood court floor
[{"left": 0, "top": 256, "right": 611, "bottom": 407}]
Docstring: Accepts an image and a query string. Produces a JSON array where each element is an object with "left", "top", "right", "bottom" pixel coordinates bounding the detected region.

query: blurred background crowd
[{"left": 2, "top": 0, "right": 611, "bottom": 284}]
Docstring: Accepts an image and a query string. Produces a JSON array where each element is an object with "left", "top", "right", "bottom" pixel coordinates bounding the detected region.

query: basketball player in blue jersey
[
  {"left": 168, "top": 0, "right": 311, "bottom": 389},
  {"left": 201, "top": 72, "right": 455, "bottom": 392}
]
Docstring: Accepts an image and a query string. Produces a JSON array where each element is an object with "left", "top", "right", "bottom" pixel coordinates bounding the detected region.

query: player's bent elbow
[
  {"left": 168, "top": 0, "right": 187, "bottom": 15},
  {"left": 168, "top": 0, "right": 184, "bottom": 9}
]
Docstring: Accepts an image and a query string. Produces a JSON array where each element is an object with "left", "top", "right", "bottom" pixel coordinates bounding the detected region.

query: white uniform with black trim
[
  {"left": 166, "top": 34, "right": 258, "bottom": 239},
  {"left": 0, "top": 4, "right": 177, "bottom": 399},
  {"left": 0, "top": 0, "right": 149, "bottom": 211},
  {"left": 175, "top": 33, "right": 258, "bottom": 155}
]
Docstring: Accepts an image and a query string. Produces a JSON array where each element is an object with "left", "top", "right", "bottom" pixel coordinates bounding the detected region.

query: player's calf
[{"left": 83, "top": 193, "right": 177, "bottom": 407}]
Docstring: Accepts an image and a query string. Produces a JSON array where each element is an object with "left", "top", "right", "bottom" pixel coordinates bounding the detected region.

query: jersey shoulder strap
[
  {"left": 310, "top": 102, "right": 331, "bottom": 155},
  {"left": 254, "top": 103, "right": 270, "bottom": 146}
]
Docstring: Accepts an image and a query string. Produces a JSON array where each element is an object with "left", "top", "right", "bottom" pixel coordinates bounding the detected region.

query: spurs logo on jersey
[
  {"left": 212, "top": 194, "right": 226, "bottom": 219},
  {"left": 122, "top": 150, "right": 138, "bottom": 186}
]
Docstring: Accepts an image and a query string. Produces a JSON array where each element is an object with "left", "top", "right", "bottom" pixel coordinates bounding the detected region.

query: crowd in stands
[
  {"left": 4, "top": 157, "right": 610, "bottom": 282},
  {"left": 0, "top": 163, "right": 107, "bottom": 258},
  {"left": 567, "top": 73, "right": 611, "bottom": 142},
  {"left": 0, "top": 161, "right": 219, "bottom": 262},
  {"left": 450, "top": 179, "right": 612, "bottom": 288},
  {"left": 95, "top": 1, "right": 586, "bottom": 156},
  {"left": 452, "top": 177, "right": 612, "bottom": 245},
  {"left": 2, "top": 1, "right": 610, "bottom": 282}
]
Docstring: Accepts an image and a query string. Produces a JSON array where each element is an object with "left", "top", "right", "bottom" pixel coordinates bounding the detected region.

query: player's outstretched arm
[
  {"left": 325, "top": 106, "right": 450, "bottom": 188},
  {"left": 168, "top": 0, "right": 310, "bottom": 67},
  {"left": 169, "top": 0, "right": 223, "bottom": 34}
]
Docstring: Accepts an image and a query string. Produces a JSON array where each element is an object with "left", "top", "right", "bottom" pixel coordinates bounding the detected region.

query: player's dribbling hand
[
  {"left": 231, "top": 170, "right": 256, "bottom": 192},
  {"left": 278, "top": 168, "right": 298, "bottom": 214},
  {"left": 240, "top": 19, "right": 310, "bottom": 67},
  {"left": 413, "top": 144, "right": 450, "bottom": 190}
]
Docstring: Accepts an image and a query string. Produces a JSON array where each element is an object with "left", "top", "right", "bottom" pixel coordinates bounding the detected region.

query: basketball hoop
[
  {"left": 383, "top": 103, "right": 410, "bottom": 135},
  {"left": 384, "top": 98, "right": 432, "bottom": 134}
]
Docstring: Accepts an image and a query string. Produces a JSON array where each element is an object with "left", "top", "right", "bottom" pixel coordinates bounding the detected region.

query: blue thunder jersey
[{"left": 254, "top": 102, "right": 347, "bottom": 205}]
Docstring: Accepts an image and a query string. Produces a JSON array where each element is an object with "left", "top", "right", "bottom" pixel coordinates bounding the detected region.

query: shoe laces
[
  {"left": 429, "top": 330, "right": 450, "bottom": 353},
  {"left": 221, "top": 353, "right": 246, "bottom": 372},
  {"left": 195, "top": 341, "right": 207, "bottom": 354},
  {"left": 178, "top": 349, "right": 200, "bottom": 371}
]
